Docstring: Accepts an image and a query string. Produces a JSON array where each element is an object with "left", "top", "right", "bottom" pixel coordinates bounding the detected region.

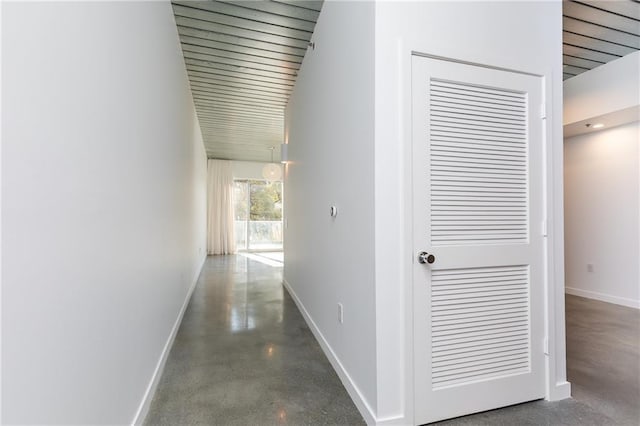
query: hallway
[{"left": 145, "top": 255, "right": 364, "bottom": 425}]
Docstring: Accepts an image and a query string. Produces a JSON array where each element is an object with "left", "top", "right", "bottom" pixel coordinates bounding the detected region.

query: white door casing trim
[{"left": 399, "top": 51, "right": 570, "bottom": 425}]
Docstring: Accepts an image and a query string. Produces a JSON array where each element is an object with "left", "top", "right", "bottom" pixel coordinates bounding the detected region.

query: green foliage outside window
[
  {"left": 249, "top": 180, "right": 282, "bottom": 221},
  {"left": 234, "top": 180, "right": 282, "bottom": 221}
]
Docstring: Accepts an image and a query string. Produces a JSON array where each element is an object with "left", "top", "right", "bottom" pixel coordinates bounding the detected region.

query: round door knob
[{"left": 418, "top": 252, "right": 436, "bottom": 264}]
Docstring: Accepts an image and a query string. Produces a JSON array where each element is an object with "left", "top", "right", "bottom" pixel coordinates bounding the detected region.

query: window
[{"left": 234, "top": 180, "right": 283, "bottom": 251}]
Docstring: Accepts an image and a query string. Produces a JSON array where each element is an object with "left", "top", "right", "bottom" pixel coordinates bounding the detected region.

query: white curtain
[{"left": 207, "top": 159, "right": 236, "bottom": 255}]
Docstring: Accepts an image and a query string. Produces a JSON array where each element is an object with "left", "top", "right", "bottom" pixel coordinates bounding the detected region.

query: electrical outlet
[
  {"left": 337, "top": 303, "right": 344, "bottom": 324},
  {"left": 587, "top": 263, "right": 594, "bottom": 273}
]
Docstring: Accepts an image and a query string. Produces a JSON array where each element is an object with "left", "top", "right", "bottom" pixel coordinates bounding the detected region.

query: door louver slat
[
  {"left": 430, "top": 78, "right": 529, "bottom": 246},
  {"left": 431, "top": 265, "right": 531, "bottom": 389}
]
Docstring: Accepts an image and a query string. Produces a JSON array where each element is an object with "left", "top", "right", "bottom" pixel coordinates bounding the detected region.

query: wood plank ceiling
[
  {"left": 172, "top": 1, "right": 638, "bottom": 161},
  {"left": 171, "top": 0, "right": 322, "bottom": 162},
  {"left": 563, "top": 0, "right": 640, "bottom": 80}
]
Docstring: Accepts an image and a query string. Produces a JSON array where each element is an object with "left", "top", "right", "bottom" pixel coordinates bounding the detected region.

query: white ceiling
[{"left": 172, "top": 0, "right": 639, "bottom": 162}]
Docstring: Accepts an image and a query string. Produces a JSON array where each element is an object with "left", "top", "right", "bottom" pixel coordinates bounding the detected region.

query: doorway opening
[{"left": 233, "top": 179, "right": 283, "bottom": 252}]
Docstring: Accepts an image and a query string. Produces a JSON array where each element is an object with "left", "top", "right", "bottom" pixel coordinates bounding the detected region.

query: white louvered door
[{"left": 412, "top": 56, "right": 545, "bottom": 425}]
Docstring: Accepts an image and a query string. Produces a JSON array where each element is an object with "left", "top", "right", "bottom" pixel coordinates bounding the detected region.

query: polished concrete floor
[
  {"left": 144, "top": 255, "right": 363, "bottom": 425},
  {"left": 565, "top": 294, "right": 640, "bottom": 425},
  {"left": 146, "top": 256, "right": 639, "bottom": 425}
]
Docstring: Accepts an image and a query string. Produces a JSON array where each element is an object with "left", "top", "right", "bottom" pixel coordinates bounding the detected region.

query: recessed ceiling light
[{"left": 592, "top": 123, "right": 604, "bottom": 129}]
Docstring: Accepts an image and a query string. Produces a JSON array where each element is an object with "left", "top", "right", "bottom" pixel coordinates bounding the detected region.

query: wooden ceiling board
[
  {"left": 203, "top": 146, "right": 281, "bottom": 156},
  {"left": 184, "top": 58, "right": 298, "bottom": 82},
  {"left": 204, "top": 151, "right": 278, "bottom": 160},
  {"left": 273, "top": 0, "right": 323, "bottom": 12},
  {"left": 181, "top": 48, "right": 298, "bottom": 76},
  {"left": 177, "top": 25, "right": 308, "bottom": 57},
  {"left": 563, "top": 64, "right": 591, "bottom": 75},
  {"left": 563, "top": 1, "right": 640, "bottom": 80},
  {"left": 194, "top": 101, "right": 283, "bottom": 114},
  {"left": 195, "top": 107, "right": 283, "bottom": 120},
  {"left": 202, "top": 135, "right": 283, "bottom": 149},
  {"left": 196, "top": 111, "right": 281, "bottom": 122},
  {"left": 192, "top": 92, "right": 285, "bottom": 109},
  {"left": 191, "top": 88, "right": 288, "bottom": 105},
  {"left": 203, "top": 143, "right": 279, "bottom": 152},
  {"left": 174, "top": 15, "right": 311, "bottom": 49},
  {"left": 194, "top": 101, "right": 285, "bottom": 118},
  {"left": 204, "top": 152, "right": 272, "bottom": 161},
  {"left": 186, "top": 67, "right": 294, "bottom": 92},
  {"left": 202, "top": 127, "right": 282, "bottom": 141},
  {"left": 189, "top": 88, "right": 289, "bottom": 106},
  {"left": 172, "top": 0, "right": 318, "bottom": 161},
  {"left": 579, "top": 0, "right": 640, "bottom": 20},
  {"left": 198, "top": 140, "right": 280, "bottom": 148},
  {"left": 187, "top": 72, "right": 292, "bottom": 96},
  {"left": 197, "top": 117, "right": 283, "bottom": 129},
  {"left": 563, "top": 16, "right": 640, "bottom": 48},
  {"left": 187, "top": 74, "right": 293, "bottom": 93},
  {"left": 204, "top": 146, "right": 274, "bottom": 155},
  {"left": 194, "top": 100, "right": 285, "bottom": 115},
  {"left": 200, "top": 121, "right": 283, "bottom": 134},
  {"left": 202, "top": 128, "right": 283, "bottom": 142},
  {"left": 176, "top": 0, "right": 318, "bottom": 32},
  {"left": 185, "top": 63, "right": 296, "bottom": 86},
  {"left": 173, "top": 3, "right": 312, "bottom": 41},
  {"left": 198, "top": 118, "right": 284, "bottom": 131},
  {"left": 179, "top": 34, "right": 304, "bottom": 63},
  {"left": 194, "top": 103, "right": 284, "bottom": 117},
  {"left": 564, "top": 1, "right": 640, "bottom": 34},
  {"left": 563, "top": 53, "right": 605, "bottom": 68},
  {"left": 180, "top": 41, "right": 301, "bottom": 70},
  {"left": 563, "top": 31, "right": 636, "bottom": 56},
  {"left": 563, "top": 42, "right": 623, "bottom": 62},
  {"left": 187, "top": 78, "right": 290, "bottom": 101},
  {"left": 219, "top": 0, "right": 321, "bottom": 22},
  {"left": 172, "top": 1, "right": 638, "bottom": 160},
  {"left": 198, "top": 121, "right": 282, "bottom": 134},
  {"left": 193, "top": 94, "right": 286, "bottom": 110}
]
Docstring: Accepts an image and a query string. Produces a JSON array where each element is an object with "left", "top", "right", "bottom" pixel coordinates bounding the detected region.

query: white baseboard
[
  {"left": 375, "top": 415, "right": 410, "bottom": 425},
  {"left": 565, "top": 286, "right": 639, "bottom": 309},
  {"left": 131, "top": 255, "right": 206, "bottom": 425},
  {"left": 282, "top": 279, "right": 378, "bottom": 426},
  {"left": 547, "top": 381, "right": 572, "bottom": 401}
]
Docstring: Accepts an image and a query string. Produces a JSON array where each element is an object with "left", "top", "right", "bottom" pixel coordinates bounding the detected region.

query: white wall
[
  {"left": 286, "top": 1, "right": 566, "bottom": 424},
  {"left": 564, "top": 51, "right": 640, "bottom": 125},
  {"left": 564, "top": 122, "right": 640, "bottom": 307},
  {"left": 284, "top": 0, "right": 378, "bottom": 421},
  {"left": 1, "top": 2, "right": 207, "bottom": 424},
  {"left": 285, "top": 1, "right": 567, "bottom": 424},
  {"left": 373, "top": 1, "right": 567, "bottom": 422},
  {"left": 231, "top": 160, "right": 278, "bottom": 181},
  {"left": 563, "top": 51, "right": 640, "bottom": 309}
]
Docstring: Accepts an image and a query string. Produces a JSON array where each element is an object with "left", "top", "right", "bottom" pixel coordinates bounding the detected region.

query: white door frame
[{"left": 400, "top": 51, "right": 571, "bottom": 425}]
